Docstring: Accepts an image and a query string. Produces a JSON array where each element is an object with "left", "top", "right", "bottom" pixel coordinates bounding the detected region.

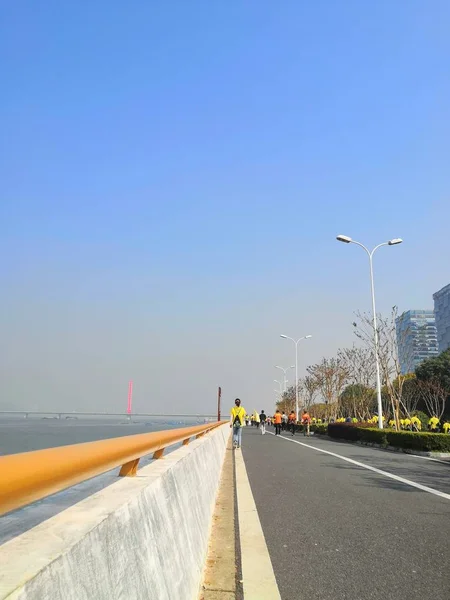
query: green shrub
[
  {"left": 327, "top": 423, "right": 359, "bottom": 441},
  {"left": 386, "top": 431, "right": 450, "bottom": 452},
  {"left": 290, "top": 423, "right": 328, "bottom": 435},
  {"left": 358, "top": 428, "right": 388, "bottom": 446},
  {"left": 311, "top": 424, "right": 327, "bottom": 435},
  {"left": 412, "top": 411, "right": 429, "bottom": 430},
  {"left": 327, "top": 423, "right": 450, "bottom": 452},
  {"left": 356, "top": 421, "right": 383, "bottom": 429}
]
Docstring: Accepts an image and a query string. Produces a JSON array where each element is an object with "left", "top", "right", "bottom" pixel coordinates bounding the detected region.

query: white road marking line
[
  {"left": 235, "top": 449, "right": 282, "bottom": 600},
  {"left": 275, "top": 432, "right": 450, "bottom": 465},
  {"left": 267, "top": 432, "right": 450, "bottom": 501}
]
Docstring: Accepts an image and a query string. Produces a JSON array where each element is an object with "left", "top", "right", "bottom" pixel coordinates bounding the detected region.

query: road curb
[{"left": 199, "top": 440, "right": 237, "bottom": 600}]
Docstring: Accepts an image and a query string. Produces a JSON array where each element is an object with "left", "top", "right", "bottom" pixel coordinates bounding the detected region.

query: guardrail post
[
  {"left": 153, "top": 448, "right": 164, "bottom": 459},
  {"left": 119, "top": 458, "right": 140, "bottom": 477},
  {"left": 195, "top": 432, "right": 205, "bottom": 439},
  {"left": 182, "top": 438, "right": 190, "bottom": 446}
]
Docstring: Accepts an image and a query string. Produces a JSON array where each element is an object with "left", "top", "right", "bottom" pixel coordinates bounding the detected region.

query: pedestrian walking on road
[
  {"left": 274, "top": 410, "right": 282, "bottom": 435},
  {"left": 301, "top": 410, "right": 311, "bottom": 436},
  {"left": 259, "top": 410, "right": 267, "bottom": 435},
  {"left": 288, "top": 410, "right": 297, "bottom": 436},
  {"left": 230, "top": 398, "right": 246, "bottom": 449},
  {"left": 281, "top": 412, "right": 288, "bottom": 431}
]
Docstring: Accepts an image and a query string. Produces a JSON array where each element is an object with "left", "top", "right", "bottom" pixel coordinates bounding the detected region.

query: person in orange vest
[
  {"left": 274, "top": 410, "right": 282, "bottom": 436},
  {"left": 301, "top": 410, "right": 311, "bottom": 436},
  {"left": 288, "top": 410, "right": 297, "bottom": 436}
]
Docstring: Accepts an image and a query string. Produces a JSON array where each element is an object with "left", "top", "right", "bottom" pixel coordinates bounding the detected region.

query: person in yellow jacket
[
  {"left": 230, "top": 398, "right": 246, "bottom": 449},
  {"left": 411, "top": 416, "right": 421, "bottom": 431},
  {"left": 428, "top": 416, "right": 440, "bottom": 432},
  {"left": 443, "top": 421, "right": 450, "bottom": 434}
]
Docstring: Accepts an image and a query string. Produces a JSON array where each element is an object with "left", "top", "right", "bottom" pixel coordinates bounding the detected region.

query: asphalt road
[{"left": 241, "top": 426, "right": 450, "bottom": 600}]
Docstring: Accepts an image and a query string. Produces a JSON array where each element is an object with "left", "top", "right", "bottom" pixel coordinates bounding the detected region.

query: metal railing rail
[
  {"left": 0, "top": 421, "right": 227, "bottom": 517},
  {"left": 0, "top": 411, "right": 217, "bottom": 417}
]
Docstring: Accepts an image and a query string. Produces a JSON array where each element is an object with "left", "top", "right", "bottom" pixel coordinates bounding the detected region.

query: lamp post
[
  {"left": 279, "top": 335, "right": 312, "bottom": 420},
  {"left": 274, "top": 379, "right": 283, "bottom": 394},
  {"left": 336, "top": 234, "right": 403, "bottom": 429},
  {"left": 274, "top": 365, "right": 295, "bottom": 393}
]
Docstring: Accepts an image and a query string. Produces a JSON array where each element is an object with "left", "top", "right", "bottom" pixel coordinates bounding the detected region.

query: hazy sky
[{"left": 1, "top": 1, "right": 449, "bottom": 414}]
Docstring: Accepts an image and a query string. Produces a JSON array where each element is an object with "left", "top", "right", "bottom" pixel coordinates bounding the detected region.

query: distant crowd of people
[
  {"left": 365, "top": 414, "right": 450, "bottom": 433},
  {"left": 230, "top": 401, "right": 315, "bottom": 448},
  {"left": 230, "top": 399, "right": 450, "bottom": 449}
]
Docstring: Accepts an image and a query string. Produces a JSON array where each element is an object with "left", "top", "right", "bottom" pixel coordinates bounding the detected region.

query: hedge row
[
  {"left": 311, "top": 424, "right": 327, "bottom": 435},
  {"left": 327, "top": 423, "right": 450, "bottom": 452},
  {"left": 293, "top": 424, "right": 328, "bottom": 435}
]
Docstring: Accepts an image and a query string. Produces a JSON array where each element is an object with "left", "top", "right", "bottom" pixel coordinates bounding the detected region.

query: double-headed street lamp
[
  {"left": 280, "top": 335, "right": 312, "bottom": 420},
  {"left": 336, "top": 234, "right": 403, "bottom": 429},
  {"left": 273, "top": 380, "right": 283, "bottom": 404},
  {"left": 274, "top": 379, "right": 283, "bottom": 394},
  {"left": 274, "top": 365, "right": 295, "bottom": 393}
]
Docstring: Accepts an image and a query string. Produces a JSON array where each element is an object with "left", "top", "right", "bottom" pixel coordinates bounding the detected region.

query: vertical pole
[
  {"left": 127, "top": 380, "right": 133, "bottom": 420},
  {"left": 369, "top": 255, "right": 383, "bottom": 429},
  {"left": 295, "top": 342, "right": 299, "bottom": 422},
  {"left": 217, "top": 386, "right": 222, "bottom": 422}
]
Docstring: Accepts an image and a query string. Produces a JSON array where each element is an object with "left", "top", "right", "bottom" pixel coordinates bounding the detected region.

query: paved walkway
[{"left": 240, "top": 426, "right": 450, "bottom": 600}]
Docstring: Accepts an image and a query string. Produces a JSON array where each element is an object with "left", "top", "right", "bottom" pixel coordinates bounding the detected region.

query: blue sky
[{"left": 1, "top": 1, "right": 449, "bottom": 413}]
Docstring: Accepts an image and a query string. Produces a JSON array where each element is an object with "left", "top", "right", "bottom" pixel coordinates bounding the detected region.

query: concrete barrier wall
[{"left": 0, "top": 424, "right": 230, "bottom": 600}]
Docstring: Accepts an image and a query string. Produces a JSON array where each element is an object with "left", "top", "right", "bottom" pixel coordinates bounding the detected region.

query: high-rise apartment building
[
  {"left": 395, "top": 310, "right": 439, "bottom": 374},
  {"left": 433, "top": 283, "right": 450, "bottom": 353}
]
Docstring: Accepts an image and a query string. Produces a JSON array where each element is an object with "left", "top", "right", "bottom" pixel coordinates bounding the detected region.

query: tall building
[
  {"left": 433, "top": 284, "right": 450, "bottom": 352},
  {"left": 395, "top": 310, "right": 439, "bottom": 374}
]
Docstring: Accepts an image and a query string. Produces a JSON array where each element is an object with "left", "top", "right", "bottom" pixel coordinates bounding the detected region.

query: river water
[
  {"left": 0, "top": 415, "right": 213, "bottom": 544},
  {"left": 0, "top": 416, "right": 208, "bottom": 456}
]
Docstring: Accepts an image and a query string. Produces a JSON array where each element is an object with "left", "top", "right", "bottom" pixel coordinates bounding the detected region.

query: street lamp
[
  {"left": 274, "top": 365, "right": 295, "bottom": 393},
  {"left": 336, "top": 234, "right": 403, "bottom": 429},
  {"left": 279, "top": 334, "right": 312, "bottom": 420},
  {"left": 273, "top": 379, "right": 283, "bottom": 394}
]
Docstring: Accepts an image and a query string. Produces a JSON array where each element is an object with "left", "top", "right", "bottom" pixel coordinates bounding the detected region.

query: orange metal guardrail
[{"left": 0, "top": 421, "right": 227, "bottom": 517}]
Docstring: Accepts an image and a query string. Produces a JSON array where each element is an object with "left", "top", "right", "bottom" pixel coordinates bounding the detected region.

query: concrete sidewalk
[{"left": 241, "top": 426, "right": 450, "bottom": 600}]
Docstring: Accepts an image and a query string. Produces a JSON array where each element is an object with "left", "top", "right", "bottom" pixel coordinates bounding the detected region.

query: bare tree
[
  {"left": 277, "top": 385, "right": 295, "bottom": 414},
  {"left": 338, "top": 346, "right": 376, "bottom": 388},
  {"left": 353, "top": 306, "right": 409, "bottom": 429},
  {"left": 338, "top": 346, "right": 376, "bottom": 420},
  {"left": 418, "top": 379, "right": 447, "bottom": 421},
  {"left": 298, "top": 375, "right": 319, "bottom": 409},
  {"left": 397, "top": 374, "right": 419, "bottom": 417},
  {"left": 307, "top": 357, "right": 348, "bottom": 419}
]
